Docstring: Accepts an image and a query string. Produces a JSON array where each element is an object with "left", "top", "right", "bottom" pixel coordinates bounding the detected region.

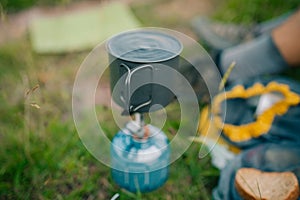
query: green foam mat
[{"left": 29, "top": 2, "right": 140, "bottom": 53}]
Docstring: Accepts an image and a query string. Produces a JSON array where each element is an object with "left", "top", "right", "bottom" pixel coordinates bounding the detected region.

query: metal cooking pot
[{"left": 106, "top": 29, "right": 183, "bottom": 114}]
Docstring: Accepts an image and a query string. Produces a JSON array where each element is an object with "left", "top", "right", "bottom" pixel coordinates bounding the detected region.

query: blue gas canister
[{"left": 111, "top": 122, "right": 170, "bottom": 193}]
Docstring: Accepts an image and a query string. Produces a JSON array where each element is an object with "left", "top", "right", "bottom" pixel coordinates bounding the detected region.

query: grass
[
  {"left": 0, "top": 0, "right": 299, "bottom": 199},
  {"left": 0, "top": 33, "right": 218, "bottom": 200},
  {"left": 0, "top": 0, "right": 76, "bottom": 13},
  {"left": 213, "top": 0, "right": 299, "bottom": 24}
]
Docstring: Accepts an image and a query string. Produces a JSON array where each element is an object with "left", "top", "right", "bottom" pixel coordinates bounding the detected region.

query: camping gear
[
  {"left": 29, "top": 2, "right": 140, "bottom": 53},
  {"left": 108, "top": 30, "right": 182, "bottom": 192},
  {"left": 198, "top": 76, "right": 300, "bottom": 200},
  {"left": 107, "top": 29, "right": 182, "bottom": 114}
]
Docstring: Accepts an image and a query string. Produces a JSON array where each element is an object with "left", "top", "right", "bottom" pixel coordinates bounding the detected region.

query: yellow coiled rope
[{"left": 199, "top": 82, "right": 300, "bottom": 144}]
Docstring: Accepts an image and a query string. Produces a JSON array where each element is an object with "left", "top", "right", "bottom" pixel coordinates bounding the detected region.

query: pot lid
[{"left": 106, "top": 29, "right": 182, "bottom": 63}]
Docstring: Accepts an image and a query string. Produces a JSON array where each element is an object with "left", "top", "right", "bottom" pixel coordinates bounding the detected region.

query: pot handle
[{"left": 120, "top": 63, "right": 153, "bottom": 114}]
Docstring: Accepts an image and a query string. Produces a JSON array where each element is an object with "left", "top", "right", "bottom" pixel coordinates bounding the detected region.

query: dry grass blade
[
  {"left": 25, "top": 84, "right": 39, "bottom": 98},
  {"left": 31, "top": 84, "right": 40, "bottom": 92},
  {"left": 30, "top": 102, "right": 40, "bottom": 109},
  {"left": 218, "top": 61, "right": 236, "bottom": 91}
]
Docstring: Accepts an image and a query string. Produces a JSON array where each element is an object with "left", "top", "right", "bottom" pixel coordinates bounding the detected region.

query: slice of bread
[{"left": 235, "top": 168, "right": 299, "bottom": 200}]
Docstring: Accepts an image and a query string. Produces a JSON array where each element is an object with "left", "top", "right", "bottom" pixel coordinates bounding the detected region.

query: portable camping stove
[{"left": 107, "top": 29, "right": 182, "bottom": 192}]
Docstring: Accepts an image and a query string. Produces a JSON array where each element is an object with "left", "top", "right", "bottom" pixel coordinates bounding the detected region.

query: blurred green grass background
[
  {"left": 0, "top": 0, "right": 299, "bottom": 199},
  {"left": 213, "top": 0, "right": 299, "bottom": 24}
]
